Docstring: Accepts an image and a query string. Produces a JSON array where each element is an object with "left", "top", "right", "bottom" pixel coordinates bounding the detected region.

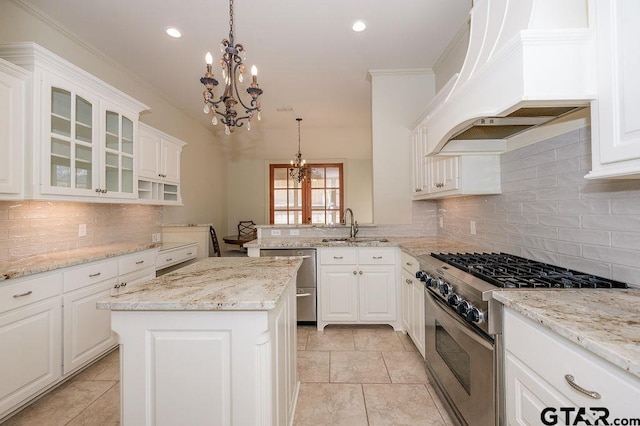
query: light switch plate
[
  {"left": 78, "top": 224, "right": 87, "bottom": 237},
  {"left": 470, "top": 221, "right": 476, "bottom": 235}
]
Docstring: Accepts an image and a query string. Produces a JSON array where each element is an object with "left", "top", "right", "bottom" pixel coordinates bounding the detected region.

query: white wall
[
  {"left": 369, "top": 70, "right": 436, "bottom": 224},
  {"left": 0, "top": 0, "right": 227, "bottom": 232}
]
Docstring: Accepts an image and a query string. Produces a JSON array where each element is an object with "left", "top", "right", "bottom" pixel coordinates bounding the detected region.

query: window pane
[
  {"left": 326, "top": 210, "right": 340, "bottom": 225},
  {"left": 311, "top": 189, "right": 325, "bottom": 208},
  {"left": 326, "top": 167, "right": 340, "bottom": 187},
  {"left": 288, "top": 174, "right": 301, "bottom": 189},
  {"left": 326, "top": 189, "right": 340, "bottom": 210},
  {"left": 310, "top": 167, "right": 325, "bottom": 188},
  {"left": 311, "top": 210, "right": 326, "bottom": 224},
  {"left": 289, "top": 211, "right": 303, "bottom": 224},
  {"left": 288, "top": 189, "right": 302, "bottom": 208},
  {"left": 274, "top": 211, "right": 288, "bottom": 224},
  {"left": 274, "top": 168, "right": 288, "bottom": 188},
  {"left": 274, "top": 189, "right": 288, "bottom": 207}
]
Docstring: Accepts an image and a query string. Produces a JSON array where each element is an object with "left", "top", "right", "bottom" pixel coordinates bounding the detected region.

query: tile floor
[{"left": 1, "top": 325, "right": 454, "bottom": 426}]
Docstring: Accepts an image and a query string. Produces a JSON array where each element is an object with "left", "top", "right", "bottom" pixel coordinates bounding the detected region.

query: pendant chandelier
[
  {"left": 289, "top": 118, "right": 310, "bottom": 183},
  {"left": 199, "top": 0, "right": 263, "bottom": 135}
]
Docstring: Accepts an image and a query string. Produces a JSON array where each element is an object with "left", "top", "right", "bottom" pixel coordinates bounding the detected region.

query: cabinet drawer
[
  {"left": 400, "top": 251, "right": 420, "bottom": 275},
  {"left": 63, "top": 259, "right": 118, "bottom": 293},
  {"left": 156, "top": 245, "right": 197, "bottom": 270},
  {"left": 119, "top": 249, "right": 157, "bottom": 275},
  {"left": 504, "top": 309, "right": 640, "bottom": 418},
  {"left": 357, "top": 248, "right": 396, "bottom": 265},
  {"left": 0, "top": 272, "right": 62, "bottom": 313},
  {"left": 320, "top": 248, "right": 357, "bottom": 265}
]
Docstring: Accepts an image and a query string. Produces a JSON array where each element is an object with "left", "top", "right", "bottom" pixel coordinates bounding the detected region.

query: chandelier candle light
[
  {"left": 290, "top": 118, "right": 310, "bottom": 183},
  {"left": 200, "top": 0, "right": 263, "bottom": 135}
]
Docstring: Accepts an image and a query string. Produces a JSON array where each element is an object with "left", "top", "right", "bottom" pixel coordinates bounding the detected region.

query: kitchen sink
[{"left": 321, "top": 237, "right": 389, "bottom": 243}]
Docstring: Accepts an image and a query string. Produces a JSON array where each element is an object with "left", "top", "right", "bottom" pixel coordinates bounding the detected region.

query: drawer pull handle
[
  {"left": 13, "top": 290, "right": 33, "bottom": 298},
  {"left": 333, "top": 256, "right": 343, "bottom": 259},
  {"left": 114, "top": 284, "right": 120, "bottom": 289},
  {"left": 135, "top": 260, "right": 145, "bottom": 264},
  {"left": 89, "top": 272, "right": 101, "bottom": 278},
  {"left": 406, "top": 262, "right": 413, "bottom": 266},
  {"left": 372, "top": 256, "right": 383, "bottom": 259},
  {"left": 186, "top": 252, "right": 193, "bottom": 256},
  {"left": 406, "top": 279, "right": 412, "bottom": 284},
  {"left": 564, "top": 374, "right": 601, "bottom": 399},
  {"left": 165, "top": 258, "right": 173, "bottom": 262}
]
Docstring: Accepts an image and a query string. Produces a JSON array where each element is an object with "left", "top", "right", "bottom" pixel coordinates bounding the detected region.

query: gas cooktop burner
[{"left": 431, "top": 252, "right": 628, "bottom": 289}]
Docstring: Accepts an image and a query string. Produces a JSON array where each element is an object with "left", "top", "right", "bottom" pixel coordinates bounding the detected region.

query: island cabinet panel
[{"left": 110, "top": 278, "right": 298, "bottom": 426}]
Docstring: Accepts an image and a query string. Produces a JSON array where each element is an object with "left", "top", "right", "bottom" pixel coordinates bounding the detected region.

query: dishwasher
[{"left": 260, "top": 248, "right": 317, "bottom": 323}]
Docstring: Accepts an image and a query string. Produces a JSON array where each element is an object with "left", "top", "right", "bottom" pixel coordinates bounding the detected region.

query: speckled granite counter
[
  {"left": 244, "top": 236, "right": 484, "bottom": 258},
  {"left": 97, "top": 256, "right": 302, "bottom": 311},
  {"left": 0, "top": 242, "right": 159, "bottom": 281},
  {"left": 493, "top": 289, "right": 640, "bottom": 379}
]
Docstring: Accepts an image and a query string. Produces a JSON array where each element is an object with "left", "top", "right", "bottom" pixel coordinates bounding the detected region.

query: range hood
[{"left": 424, "top": 0, "right": 596, "bottom": 155}]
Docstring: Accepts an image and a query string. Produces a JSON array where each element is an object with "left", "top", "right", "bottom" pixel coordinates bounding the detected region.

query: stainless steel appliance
[
  {"left": 417, "top": 252, "right": 628, "bottom": 426},
  {"left": 260, "top": 248, "right": 317, "bottom": 323}
]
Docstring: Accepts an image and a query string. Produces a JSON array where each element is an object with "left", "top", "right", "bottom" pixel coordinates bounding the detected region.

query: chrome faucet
[{"left": 343, "top": 208, "right": 359, "bottom": 238}]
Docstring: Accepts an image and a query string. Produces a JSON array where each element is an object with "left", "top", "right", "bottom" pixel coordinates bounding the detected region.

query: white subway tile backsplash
[{"left": 436, "top": 126, "right": 640, "bottom": 286}]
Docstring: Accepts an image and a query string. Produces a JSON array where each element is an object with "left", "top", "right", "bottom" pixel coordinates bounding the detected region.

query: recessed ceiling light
[
  {"left": 165, "top": 27, "right": 182, "bottom": 38},
  {"left": 352, "top": 20, "right": 367, "bottom": 32}
]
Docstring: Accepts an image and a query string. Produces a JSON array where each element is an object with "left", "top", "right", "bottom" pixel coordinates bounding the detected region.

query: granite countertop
[
  {"left": 97, "top": 256, "right": 302, "bottom": 311},
  {"left": 0, "top": 242, "right": 160, "bottom": 282},
  {"left": 244, "top": 236, "right": 484, "bottom": 258},
  {"left": 493, "top": 290, "right": 640, "bottom": 379}
]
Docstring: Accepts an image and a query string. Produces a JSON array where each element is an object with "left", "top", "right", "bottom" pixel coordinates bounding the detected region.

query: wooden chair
[
  {"left": 209, "top": 226, "right": 222, "bottom": 257},
  {"left": 237, "top": 220, "right": 257, "bottom": 239}
]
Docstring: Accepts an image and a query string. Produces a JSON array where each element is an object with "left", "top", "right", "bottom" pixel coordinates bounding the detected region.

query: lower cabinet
[
  {"left": 318, "top": 247, "right": 399, "bottom": 330},
  {"left": 0, "top": 295, "right": 62, "bottom": 417},
  {"left": 503, "top": 307, "right": 640, "bottom": 424},
  {"left": 400, "top": 252, "right": 425, "bottom": 357}
]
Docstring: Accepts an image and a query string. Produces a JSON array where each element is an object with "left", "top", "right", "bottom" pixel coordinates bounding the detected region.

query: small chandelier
[
  {"left": 289, "top": 118, "right": 310, "bottom": 183},
  {"left": 199, "top": 0, "right": 263, "bottom": 135}
]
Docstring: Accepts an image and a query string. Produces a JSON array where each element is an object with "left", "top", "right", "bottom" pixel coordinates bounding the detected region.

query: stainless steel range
[{"left": 417, "top": 252, "right": 628, "bottom": 426}]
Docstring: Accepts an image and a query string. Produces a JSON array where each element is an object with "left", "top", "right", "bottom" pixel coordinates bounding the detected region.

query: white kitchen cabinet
[
  {"left": 0, "top": 272, "right": 62, "bottom": 418},
  {"left": 114, "top": 248, "right": 157, "bottom": 294},
  {"left": 411, "top": 123, "right": 429, "bottom": 196},
  {"left": 503, "top": 307, "right": 640, "bottom": 424},
  {"left": 0, "top": 58, "right": 29, "bottom": 199},
  {"left": 587, "top": 0, "right": 640, "bottom": 179},
  {"left": 318, "top": 247, "right": 399, "bottom": 330},
  {"left": 400, "top": 251, "right": 425, "bottom": 357},
  {"left": 0, "top": 42, "right": 148, "bottom": 202},
  {"left": 62, "top": 259, "right": 118, "bottom": 374},
  {"left": 156, "top": 242, "right": 198, "bottom": 272},
  {"left": 416, "top": 154, "right": 501, "bottom": 199}
]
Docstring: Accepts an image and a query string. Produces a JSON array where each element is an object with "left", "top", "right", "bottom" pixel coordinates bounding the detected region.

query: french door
[{"left": 269, "top": 164, "right": 343, "bottom": 225}]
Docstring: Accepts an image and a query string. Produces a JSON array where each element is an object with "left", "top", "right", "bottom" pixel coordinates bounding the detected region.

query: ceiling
[{"left": 22, "top": 0, "right": 471, "bottom": 135}]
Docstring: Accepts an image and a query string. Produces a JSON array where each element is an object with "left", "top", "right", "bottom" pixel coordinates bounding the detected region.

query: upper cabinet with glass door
[{"left": 0, "top": 42, "right": 149, "bottom": 202}]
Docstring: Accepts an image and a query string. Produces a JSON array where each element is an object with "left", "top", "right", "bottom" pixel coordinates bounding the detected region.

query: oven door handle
[{"left": 426, "top": 288, "right": 494, "bottom": 351}]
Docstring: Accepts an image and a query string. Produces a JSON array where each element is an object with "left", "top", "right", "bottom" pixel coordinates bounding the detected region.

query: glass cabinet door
[
  {"left": 48, "top": 87, "right": 95, "bottom": 192},
  {"left": 104, "top": 111, "right": 135, "bottom": 196}
]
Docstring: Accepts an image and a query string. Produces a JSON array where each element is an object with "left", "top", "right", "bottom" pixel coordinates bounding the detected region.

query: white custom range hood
[{"left": 425, "top": 0, "right": 596, "bottom": 155}]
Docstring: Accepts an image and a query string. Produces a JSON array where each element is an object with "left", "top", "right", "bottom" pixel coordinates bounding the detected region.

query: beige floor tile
[
  {"left": 298, "top": 351, "right": 330, "bottom": 382},
  {"left": 330, "top": 351, "right": 390, "bottom": 383},
  {"left": 353, "top": 327, "right": 405, "bottom": 351},
  {"left": 3, "top": 380, "right": 116, "bottom": 426},
  {"left": 66, "top": 383, "right": 120, "bottom": 426},
  {"left": 363, "top": 383, "right": 447, "bottom": 426},
  {"left": 293, "top": 383, "right": 368, "bottom": 426},
  {"left": 397, "top": 331, "right": 419, "bottom": 352},
  {"left": 297, "top": 327, "right": 311, "bottom": 350},
  {"left": 73, "top": 349, "right": 120, "bottom": 381},
  {"left": 306, "top": 329, "right": 355, "bottom": 351},
  {"left": 383, "top": 351, "right": 429, "bottom": 383}
]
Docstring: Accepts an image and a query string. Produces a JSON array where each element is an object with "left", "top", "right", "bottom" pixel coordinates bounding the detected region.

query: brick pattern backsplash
[
  {"left": 0, "top": 201, "right": 162, "bottom": 262},
  {"left": 435, "top": 126, "right": 640, "bottom": 287}
]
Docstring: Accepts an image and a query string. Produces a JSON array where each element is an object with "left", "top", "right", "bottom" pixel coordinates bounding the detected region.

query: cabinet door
[
  {"left": 429, "top": 155, "right": 459, "bottom": 193},
  {"left": 0, "top": 62, "right": 27, "bottom": 196},
  {"left": 63, "top": 280, "right": 118, "bottom": 374},
  {"left": 137, "top": 126, "right": 160, "bottom": 180},
  {"left": 42, "top": 77, "right": 99, "bottom": 196},
  {"left": 0, "top": 297, "right": 62, "bottom": 416},
  {"left": 160, "top": 139, "right": 182, "bottom": 183},
  {"left": 411, "top": 280, "right": 425, "bottom": 357},
  {"left": 102, "top": 107, "right": 136, "bottom": 198},
  {"left": 401, "top": 269, "right": 412, "bottom": 332},
  {"left": 320, "top": 265, "right": 358, "bottom": 322},
  {"left": 359, "top": 265, "right": 396, "bottom": 322},
  {"left": 411, "top": 124, "right": 428, "bottom": 195}
]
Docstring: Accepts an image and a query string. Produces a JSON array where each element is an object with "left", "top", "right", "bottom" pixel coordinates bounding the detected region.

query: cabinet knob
[
  {"left": 353, "top": 271, "right": 357, "bottom": 275},
  {"left": 359, "top": 271, "right": 363, "bottom": 275},
  {"left": 405, "top": 279, "right": 412, "bottom": 285}
]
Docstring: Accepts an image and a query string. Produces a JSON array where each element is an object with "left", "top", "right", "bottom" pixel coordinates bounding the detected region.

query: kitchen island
[{"left": 97, "top": 256, "right": 302, "bottom": 426}]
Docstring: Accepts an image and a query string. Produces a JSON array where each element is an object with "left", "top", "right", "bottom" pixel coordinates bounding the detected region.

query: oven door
[{"left": 424, "top": 288, "right": 495, "bottom": 426}]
